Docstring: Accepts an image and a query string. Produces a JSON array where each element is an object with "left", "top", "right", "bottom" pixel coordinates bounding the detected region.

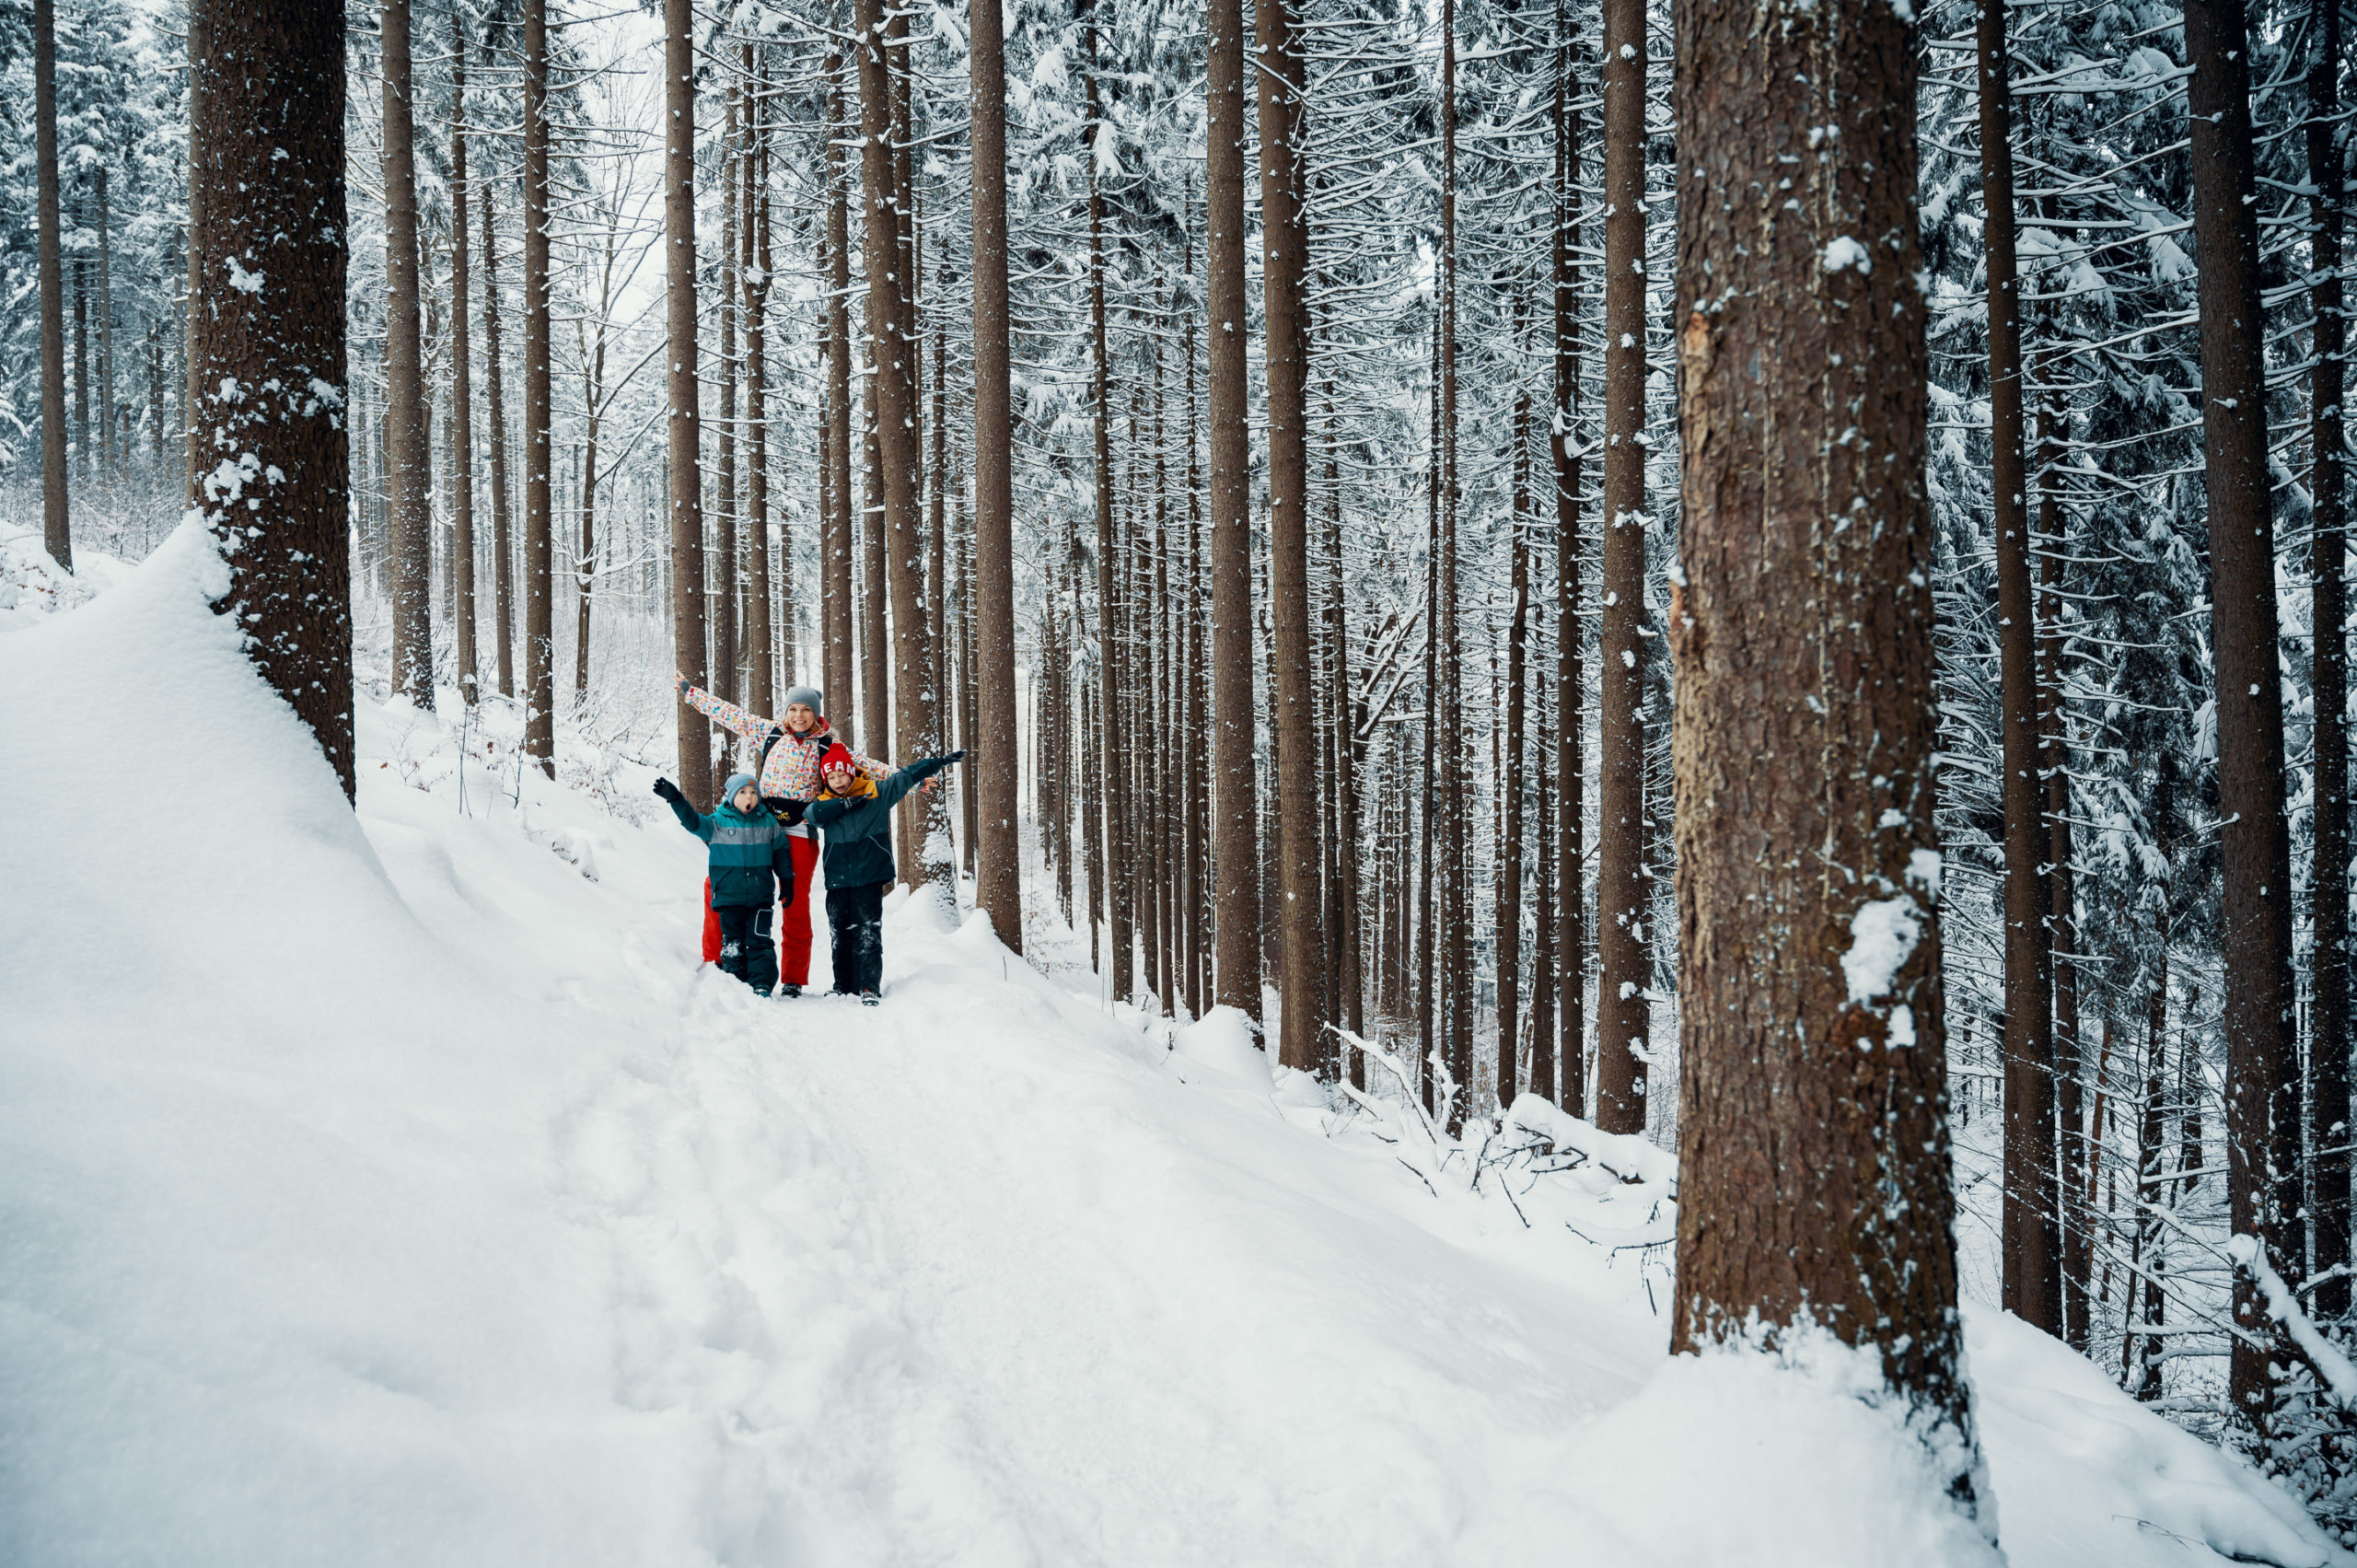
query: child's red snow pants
[{"left": 701, "top": 833, "right": 820, "bottom": 986}]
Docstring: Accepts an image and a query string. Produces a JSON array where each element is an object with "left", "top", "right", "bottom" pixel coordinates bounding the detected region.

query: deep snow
[{"left": 0, "top": 518, "right": 2343, "bottom": 1567}]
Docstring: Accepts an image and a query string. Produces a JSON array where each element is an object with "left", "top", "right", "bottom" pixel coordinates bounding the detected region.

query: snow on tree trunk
[{"left": 189, "top": 0, "right": 353, "bottom": 797}]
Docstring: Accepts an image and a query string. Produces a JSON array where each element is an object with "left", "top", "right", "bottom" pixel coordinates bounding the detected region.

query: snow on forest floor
[{"left": 0, "top": 516, "right": 2344, "bottom": 1567}]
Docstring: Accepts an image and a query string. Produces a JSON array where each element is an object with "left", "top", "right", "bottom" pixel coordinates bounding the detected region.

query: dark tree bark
[
  {"left": 183, "top": 0, "right": 208, "bottom": 488},
  {"left": 521, "top": 0, "right": 553, "bottom": 772},
  {"left": 2308, "top": 0, "right": 2350, "bottom": 1324},
  {"left": 2184, "top": 0, "right": 2298, "bottom": 1429},
  {"left": 191, "top": 0, "right": 353, "bottom": 795},
  {"left": 823, "top": 42, "right": 854, "bottom": 723},
  {"left": 744, "top": 45, "right": 774, "bottom": 715},
  {"left": 450, "top": 24, "right": 479, "bottom": 703},
  {"left": 1975, "top": 0, "right": 2060, "bottom": 1336},
  {"left": 383, "top": 0, "right": 432, "bottom": 703},
  {"left": 36, "top": 0, "right": 68, "bottom": 569},
  {"left": 1206, "top": 0, "right": 1260, "bottom": 1017},
  {"left": 1554, "top": 11, "right": 1585, "bottom": 1114},
  {"left": 482, "top": 138, "right": 516, "bottom": 701},
  {"left": 714, "top": 80, "right": 740, "bottom": 708},
  {"left": 96, "top": 163, "right": 114, "bottom": 476},
  {"left": 971, "top": 0, "right": 1020, "bottom": 948},
  {"left": 1439, "top": 0, "right": 1471, "bottom": 1124},
  {"left": 861, "top": 0, "right": 930, "bottom": 807},
  {"left": 1595, "top": 0, "right": 1649, "bottom": 1136},
  {"left": 664, "top": 0, "right": 709, "bottom": 800},
  {"left": 1500, "top": 356, "right": 1531, "bottom": 1102},
  {"left": 1257, "top": 0, "right": 1325, "bottom": 1069},
  {"left": 1669, "top": 0, "right": 1981, "bottom": 1510},
  {"left": 1086, "top": 4, "right": 1131, "bottom": 993}
]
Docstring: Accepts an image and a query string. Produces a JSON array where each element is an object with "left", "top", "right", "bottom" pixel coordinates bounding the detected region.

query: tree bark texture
[
  {"left": 2308, "top": 0, "right": 2350, "bottom": 1324},
  {"left": 2184, "top": 0, "right": 2298, "bottom": 1429},
  {"left": 1975, "top": 0, "right": 2060, "bottom": 1336},
  {"left": 382, "top": 0, "right": 432, "bottom": 704},
  {"left": 37, "top": 0, "right": 69, "bottom": 569},
  {"left": 521, "top": 0, "right": 554, "bottom": 772},
  {"left": 824, "top": 48, "right": 855, "bottom": 725},
  {"left": 1206, "top": 0, "right": 1260, "bottom": 1018},
  {"left": 972, "top": 0, "right": 1022, "bottom": 950},
  {"left": 191, "top": 0, "right": 353, "bottom": 796},
  {"left": 1554, "top": 16, "right": 1586, "bottom": 1114},
  {"left": 1256, "top": 0, "right": 1327, "bottom": 1071},
  {"left": 665, "top": 0, "right": 709, "bottom": 801},
  {"left": 743, "top": 50, "right": 774, "bottom": 716},
  {"left": 1595, "top": 0, "right": 1649, "bottom": 1136},
  {"left": 1669, "top": 0, "right": 1981, "bottom": 1506},
  {"left": 482, "top": 160, "right": 516, "bottom": 701}
]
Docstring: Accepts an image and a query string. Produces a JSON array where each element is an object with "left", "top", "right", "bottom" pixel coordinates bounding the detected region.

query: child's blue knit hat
[{"left": 722, "top": 772, "right": 757, "bottom": 801}]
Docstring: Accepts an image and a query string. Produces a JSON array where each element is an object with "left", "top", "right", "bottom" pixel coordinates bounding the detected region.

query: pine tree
[
  {"left": 189, "top": 0, "right": 352, "bottom": 795},
  {"left": 664, "top": 0, "right": 708, "bottom": 802}
]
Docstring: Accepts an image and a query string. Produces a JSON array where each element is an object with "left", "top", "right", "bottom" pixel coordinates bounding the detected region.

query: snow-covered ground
[{"left": 0, "top": 517, "right": 2343, "bottom": 1566}]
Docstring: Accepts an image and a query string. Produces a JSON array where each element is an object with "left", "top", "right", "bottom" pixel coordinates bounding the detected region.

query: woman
[{"left": 677, "top": 676, "right": 888, "bottom": 997}]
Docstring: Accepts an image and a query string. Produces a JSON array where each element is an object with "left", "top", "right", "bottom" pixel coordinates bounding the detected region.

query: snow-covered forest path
[{"left": 2, "top": 525, "right": 2344, "bottom": 1567}]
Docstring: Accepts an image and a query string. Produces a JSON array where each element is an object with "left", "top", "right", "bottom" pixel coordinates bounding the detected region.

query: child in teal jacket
[
  {"left": 803, "top": 744, "right": 964, "bottom": 1002},
  {"left": 655, "top": 772, "right": 796, "bottom": 995}
]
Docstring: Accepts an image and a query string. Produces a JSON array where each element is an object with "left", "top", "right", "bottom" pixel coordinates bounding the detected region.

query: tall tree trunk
[
  {"left": 383, "top": 0, "right": 433, "bottom": 704},
  {"left": 96, "top": 164, "right": 114, "bottom": 476},
  {"left": 1554, "top": 10, "right": 1585, "bottom": 1114},
  {"left": 1206, "top": 0, "right": 1260, "bottom": 1018},
  {"left": 664, "top": 0, "right": 709, "bottom": 800},
  {"left": 1669, "top": 0, "right": 1981, "bottom": 1507},
  {"left": 1087, "top": 14, "right": 1132, "bottom": 997},
  {"left": 1257, "top": 0, "right": 1325, "bottom": 1069},
  {"left": 1439, "top": 0, "right": 1471, "bottom": 1125},
  {"left": 860, "top": 0, "right": 929, "bottom": 805},
  {"left": 2043, "top": 474, "right": 2085, "bottom": 1345},
  {"left": 191, "top": 0, "right": 352, "bottom": 795},
  {"left": 744, "top": 47, "right": 775, "bottom": 715},
  {"left": 450, "top": 28, "right": 479, "bottom": 703},
  {"left": 1500, "top": 364, "right": 1531, "bottom": 1106},
  {"left": 36, "top": 0, "right": 68, "bottom": 569},
  {"left": 521, "top": 0, "right": 553, "bottom": 771},
  {"left": 2184, "top": 0, "right": 2297, "bottom": 1433},
  {"left": 482, "top": 156, "right": 516, "bottom": 701},
  {"left": 971, "top": 0, "right": 1022, "bottom": 948},
  {"left": 1595, "top": 0, "right": 1649, "bottom": 1135},
  {"left": 183, "top": 0, "right": 208, "bottom": 489},
  {"left": 824, "top": 42, "right": 855, "bottom": 724},
  {"left": 2308, "top": 0, "right": 2350, "bottom": 1325},
  {"left": 1977, "top": 0, "right": 2060, "bottom": 1336},
  {"left": 575, "top": 374, "right": 599, "bottom": 703},
  {"left": 714, "top": 82, "right": 740, "bottom": 709}
]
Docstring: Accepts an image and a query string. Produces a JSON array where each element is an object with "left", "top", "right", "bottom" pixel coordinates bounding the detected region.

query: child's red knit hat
[{"left": 819, "top": 743, "right": 857, "bottom": 775}]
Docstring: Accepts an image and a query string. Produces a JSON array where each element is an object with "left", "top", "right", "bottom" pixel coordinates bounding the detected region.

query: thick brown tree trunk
[
  {"left": 383, "top": 0, "right": 432, "bottom": 703},
  {"left": 1674, "top": 0, "right": 1965, "bottom": 1388},
  {"left": 743, "top": 51, "right": 774, "bottom": 715},
  {"left": 664, "top": 0, "right": 709, "bottom": 800},
  {"left": 1500, "top": 362, "right": 1531, "bottom": 1105},
  {"left": 714, "top": 82, "right": 740, "bottom": 709},
  {"left": 2308, "top": 0, "right": 2350, "bottom": 1324},
  {"left": 450, "top": 29, "right": 479, "bottom": 703},
  {"left": 824, "top": 45, "right": 855, "bottom": 723},
  {"left": 971, "top": 0, "right": 1022, "bottom": 948},
  {"left": 1553, "top": 14, "right": 1585, "bottom": 1114},
  {"left": 1206, "top": 0, "right": 1260, "bottom": 1017},
  {"left": 1670, "top": 0, "right": 1980, "bottom": 1504},
  {"left": 2185, "top": 0, "right": 2298, "bottom": 1430},
  {"left": 860, "top": 0, "right": 929, "bottom": 801},
  {"left": 1257, "top": 0, "right": 1325, "bottom": 1068},
  {"left": 37, "top": 0, "right": 68, "bottom": 568},
  {"left": 1976, "top": 0, "right": 2060, "bottom": 1335},
  {"left": 191, "top": 0, "right": 352, "bottom": 795},
  {"left": 1594, "top": 0, "right": 1649, "bottom": 1135},
  {"left": 521, "top": 0, "right": 553, "bottom": 772},
  {"left": 96, "top": 165, "right": 113, "bottom": 476}
]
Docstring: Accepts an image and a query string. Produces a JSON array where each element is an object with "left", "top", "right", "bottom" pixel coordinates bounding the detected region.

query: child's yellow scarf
[{"left": 820, "top": 774, "right": 878, "bottom": 802}]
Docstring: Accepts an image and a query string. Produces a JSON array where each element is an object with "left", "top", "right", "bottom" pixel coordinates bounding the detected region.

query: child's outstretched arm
[{"left": 652, "top": 777, "right": 714, "bottom": 841}]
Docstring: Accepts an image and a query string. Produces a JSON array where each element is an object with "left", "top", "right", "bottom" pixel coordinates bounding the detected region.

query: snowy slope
[{"left": 0, "top": 520, "right": 2341, "bottom": 1567}]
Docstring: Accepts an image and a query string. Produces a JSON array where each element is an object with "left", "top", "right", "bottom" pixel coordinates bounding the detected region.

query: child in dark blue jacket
[
  {"left": 655, "top": 772, "right": 796, "bottom": 995},
  {"left": 803, "top": 744, "right": 963, "bottom": 1003}
]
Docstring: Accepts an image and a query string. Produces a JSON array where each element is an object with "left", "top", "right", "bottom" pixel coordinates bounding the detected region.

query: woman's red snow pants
[{"left": 701, "top": 833, "right": 820, "bottom": 986}]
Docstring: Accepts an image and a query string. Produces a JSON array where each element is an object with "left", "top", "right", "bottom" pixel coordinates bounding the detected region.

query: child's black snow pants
[
  {"left": 714, "top": 903, "right": 779, "bottom": 994},
  {"left": 826, "top": 881, "right": 887, "bottom": 996}
]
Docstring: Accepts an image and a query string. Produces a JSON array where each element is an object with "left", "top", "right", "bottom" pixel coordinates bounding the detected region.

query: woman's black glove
[
  {"left": 766, "top": 796, "right": 807, "bottom": 826},
  {"left": 653, "top": 777, "right": 684, "bottom": 804}
]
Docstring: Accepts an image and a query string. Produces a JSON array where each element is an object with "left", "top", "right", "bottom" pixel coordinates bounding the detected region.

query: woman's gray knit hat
[{"left": 782, "top": 684, "right": 825, "bottom": 714}]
